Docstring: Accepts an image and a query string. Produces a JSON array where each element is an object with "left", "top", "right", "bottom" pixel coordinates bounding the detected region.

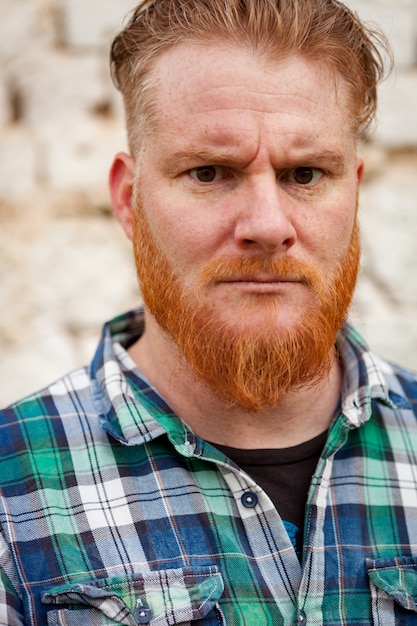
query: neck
[{"left": 129, "top": 314, "right": 343, "bottom": 450}]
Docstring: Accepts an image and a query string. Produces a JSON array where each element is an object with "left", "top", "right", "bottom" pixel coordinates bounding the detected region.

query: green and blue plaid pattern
[{"left": 1, "top": 308, "right": 417, "bottom": 625}]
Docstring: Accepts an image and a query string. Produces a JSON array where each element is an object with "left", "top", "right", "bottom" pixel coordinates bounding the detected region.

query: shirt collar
[
  {"left": 90, "top": 308, "right": 411, "bottom": 446},
  {"left": 90, "top": 308, "right": 178, "bottom": 446},
  {"left": 337, "top": 322, "right": 411, "bottom": 428}
]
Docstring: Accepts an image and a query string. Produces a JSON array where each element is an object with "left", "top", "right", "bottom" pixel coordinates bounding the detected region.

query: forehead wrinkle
[
  {"left": 181, "top": 93, "right": 335, "bottom": 121},
  {"left": 160, "top": 129, "right": 262, "bottom": 170},
  {"left": 146, "top": 49, "right": 355, "bottom": 170},
  {"left": 155, "top": 100, "right": 352, "bottom": 172},
  {"left": 156, "top": 93, "right": 350, "bottom": 148},
  {"left": 155, "top": 65, "right": 343, "bottom": 119},
  {"left": 172, "top": 61, "right": 348, "bottom": 118}
]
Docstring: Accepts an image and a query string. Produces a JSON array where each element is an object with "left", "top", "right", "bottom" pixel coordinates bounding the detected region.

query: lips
[
  {"left": 198, "top": 256, "right": 314, "bottom": 291},
  {"left": 214, "top": 275, "right": 305, "bottom": 297},
  {"left": 221, "top": 274, "right": 302, "bottom": 284}
]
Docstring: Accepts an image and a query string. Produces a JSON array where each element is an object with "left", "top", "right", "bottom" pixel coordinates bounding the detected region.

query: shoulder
[
  {"left": 0, "top": 366, "right": 112, "bottom": 498},
  {"left": 0, "top": 366, "right": 97, "bottom": 445},
  {"left": 340, "top": 323, "right": 417, "bottom": 404},
  {"left": 377, "top": 355, "right": 417, "bottom": 407}
]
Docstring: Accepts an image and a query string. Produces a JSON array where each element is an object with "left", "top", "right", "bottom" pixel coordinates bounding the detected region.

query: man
[{"left": 1, "top": 0, "right": 416, "bottom": 624}]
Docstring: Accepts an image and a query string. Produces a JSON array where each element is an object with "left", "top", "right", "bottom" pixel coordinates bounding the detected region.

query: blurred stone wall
[{"left": 0, "top": 0, "right": 416, "bottom": 406}]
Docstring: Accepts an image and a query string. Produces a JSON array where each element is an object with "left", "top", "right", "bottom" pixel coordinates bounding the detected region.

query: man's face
[{"left": 119, "top": 43, "right": 364, "bottom": 410}]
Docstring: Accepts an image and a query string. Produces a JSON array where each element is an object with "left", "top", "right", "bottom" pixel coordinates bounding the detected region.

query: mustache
[{"left": 198, "top": 256, "right": 326, "bottom": 290}]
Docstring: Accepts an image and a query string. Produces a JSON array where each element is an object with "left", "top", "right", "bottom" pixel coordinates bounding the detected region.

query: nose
[{"left": 233, "top": 175, "right": 297, "bottom": 254}]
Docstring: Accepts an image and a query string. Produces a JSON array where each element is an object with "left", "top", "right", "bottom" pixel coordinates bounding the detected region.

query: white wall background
[{"left": 1, "top": 0, "right": 417, "bottom": 406}]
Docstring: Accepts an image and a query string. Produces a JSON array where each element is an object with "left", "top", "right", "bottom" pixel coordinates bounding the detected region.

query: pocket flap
[
  {"left": 367, "top": 557, "right": 417, "bottom": 612},
  {"left": 42, "top": 565, "right": 224, "bottom": 625},
  {"left": 43, "top": 581, "right": 135, "bottom": 625}
]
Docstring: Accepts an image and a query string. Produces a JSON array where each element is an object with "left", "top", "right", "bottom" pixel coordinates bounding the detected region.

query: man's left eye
[
  {"left": 189, "top": 166, "right": 226, "bottom": 183},
  {"left": 285, "top": 167, "right": 322, "bottom": 185}
]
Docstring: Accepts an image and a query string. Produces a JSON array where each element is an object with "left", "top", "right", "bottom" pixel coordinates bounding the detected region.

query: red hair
[{"left": 111, "top": 0, "right": 391, "bottom": 155}]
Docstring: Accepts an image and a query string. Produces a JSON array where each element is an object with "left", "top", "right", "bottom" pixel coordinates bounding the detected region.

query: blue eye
[{"left": 189, "top": 166, "right": 225, "bottom": 183}]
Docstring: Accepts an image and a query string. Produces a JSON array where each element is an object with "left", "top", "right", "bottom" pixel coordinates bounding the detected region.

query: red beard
[{"left": 133, "top": 208, "right": 359, "bottom": 412}]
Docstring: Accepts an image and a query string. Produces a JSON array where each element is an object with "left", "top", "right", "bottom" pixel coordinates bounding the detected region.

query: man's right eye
[{"left": 189, "top": 165, "right": 226, "bottom": 183}]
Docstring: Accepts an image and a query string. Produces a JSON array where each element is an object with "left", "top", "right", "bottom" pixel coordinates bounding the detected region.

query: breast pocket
[
  {"left": 367, "top": 556, "right": 417, "bottom": 625},
  {"left": 42, "top": 565, "right": 225, "bottom": 626}
]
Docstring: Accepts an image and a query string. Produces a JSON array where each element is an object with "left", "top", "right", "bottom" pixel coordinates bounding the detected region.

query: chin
[{"left": 214, "top": 307, "right": 304, "bottom": 339}]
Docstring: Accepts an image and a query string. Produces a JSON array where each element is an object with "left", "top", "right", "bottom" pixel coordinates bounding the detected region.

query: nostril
[{"left": 233, "top": 202, "right": 297, "bottom": 253}]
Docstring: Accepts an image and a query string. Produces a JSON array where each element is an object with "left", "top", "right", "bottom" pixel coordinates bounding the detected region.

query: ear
[
  {"left": 109, "top": 152, "right": 135, "bottom": 241},
  {"left": 356, "top": 156, "right": 365, "bottom": 186}
]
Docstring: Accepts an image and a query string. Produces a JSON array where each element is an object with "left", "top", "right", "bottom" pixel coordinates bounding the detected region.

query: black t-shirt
[{"left": 214, "top": 430, "right": 328, "bottom": 559}]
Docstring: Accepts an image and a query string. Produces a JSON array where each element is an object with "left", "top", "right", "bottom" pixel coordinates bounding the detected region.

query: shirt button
[
  {"left": 135, "top": 606, "right": 152, "bottom": 624},
  {"left": 241, "top": 491, "right": 258, "bottom": 508},
  {"left": 298, "top": 609, "right": 307, "bottom": 625}
]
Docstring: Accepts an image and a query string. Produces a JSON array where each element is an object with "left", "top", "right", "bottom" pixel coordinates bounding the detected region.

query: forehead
[{"left": 145, "top": 42, "right": 355, "bottom": 159}]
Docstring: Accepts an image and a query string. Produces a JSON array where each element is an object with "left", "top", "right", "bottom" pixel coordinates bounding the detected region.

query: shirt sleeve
[{"left": 0, "top": 531, "right": 25, "bottom": 625}]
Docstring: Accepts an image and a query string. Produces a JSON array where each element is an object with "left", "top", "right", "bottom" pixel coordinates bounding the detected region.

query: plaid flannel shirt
[{"left": 1, "top": 307, "right": 417, "bottom": 626}]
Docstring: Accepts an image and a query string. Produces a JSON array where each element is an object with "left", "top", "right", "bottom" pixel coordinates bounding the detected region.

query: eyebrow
[
  {"left": 162, "top": 149, "right": 246, "bottom": 170},
  {"left": 162, "top": 147, "right": 348, "bottom": 175},
  {"left": 292, "top": 150, "right": 348, "bottom": 175}
]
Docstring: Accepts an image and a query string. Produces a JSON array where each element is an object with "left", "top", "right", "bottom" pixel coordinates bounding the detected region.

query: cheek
[
  {"left": 145, "top": 195, "right": 233, "bottom": 269},
  {"left": 140, "top": 206, "right": 207, "bottom": 275},
  {"left": 299, "top": 199, "right": 357, "bottom": 265}
]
